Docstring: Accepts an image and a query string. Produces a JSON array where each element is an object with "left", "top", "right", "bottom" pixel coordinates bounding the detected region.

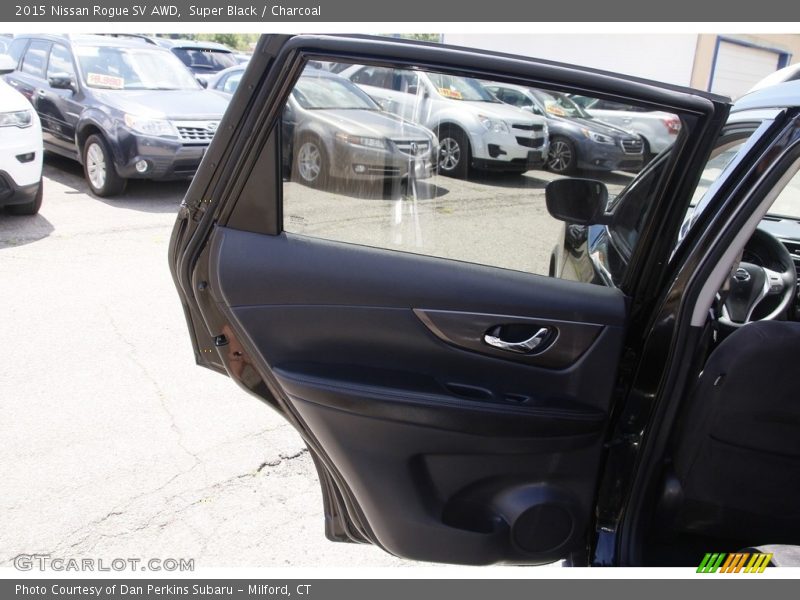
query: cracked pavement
[{"left": 0, "top": 156, "right": 415, "bottom": 569}]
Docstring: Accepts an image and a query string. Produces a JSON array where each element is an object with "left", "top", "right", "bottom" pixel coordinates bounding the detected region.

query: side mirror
[
  {"left": 0, "top": 54, "right": 17, "bottom": 75},
  {"left": 545, "top": 178, "right": 610, "bottom": 225},
  {"left": 48, "top": 73, "right": 75, "bottom": 91}
]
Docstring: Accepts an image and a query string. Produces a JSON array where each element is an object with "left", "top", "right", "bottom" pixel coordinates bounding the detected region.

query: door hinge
[{"left": 604, "top": 432, "right": 641, "bottom": 450}]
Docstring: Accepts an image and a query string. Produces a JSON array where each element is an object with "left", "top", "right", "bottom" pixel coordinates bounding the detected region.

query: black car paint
[
  {"left": 170, "top": 34, "right": 733, "bottom": 566},
  {"left": 4, "top": 35, "right": 229, "bottom": 181}
]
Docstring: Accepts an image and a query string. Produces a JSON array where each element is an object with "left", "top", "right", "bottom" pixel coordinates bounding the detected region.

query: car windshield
[
  {"left": 532, "top": 89, "right": 590, "bottom": 118},
  {"left": 292, "top": 76, "right": 379, "bottom": 110},
  {"left": 172, "top": 47, "right": 237, "bottom": 72},
  {"left": 427, "top": 73, "right": 498, "bottom": 102},
  {"left": 769, "top": 173, "right": 800, "bottom": 219},
  {"left": 75, "top": 46, "right": 200, "bottom": 90}
]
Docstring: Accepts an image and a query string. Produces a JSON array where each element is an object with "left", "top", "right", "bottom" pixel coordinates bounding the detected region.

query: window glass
[
  {"left": 172, "top": 48, "right": 236, "bottom": 71},
  {"left": 768, "top": 168, "right": 800, "bottom": 220},
  {"left": 47, "top": 44, "right": 76, "bottom": 80},
  {"left": 675, "top": 119, "right": 776, "bottom": 243},
  {"left": 222, "top": 71, "right": 243, "bottom": 94},
  {"left": 21, "top": 40, "right": 50, "bottom": 78},
  {"left": 75, "top": 46, "right": 199, "bottom": 90},
  {"left": 351, "top": 66, "right": 393, "bottom": 89},
  {"left": 281, "top": 64, "right": 660, "bottom": 277},
  {"left": 9, "top": 38, "right": 28, "bottom": 64}
]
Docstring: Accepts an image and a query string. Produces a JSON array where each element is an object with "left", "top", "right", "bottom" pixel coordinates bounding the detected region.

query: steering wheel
[{"left": 719, "top": 228, "right": 797, "bottom": 327}]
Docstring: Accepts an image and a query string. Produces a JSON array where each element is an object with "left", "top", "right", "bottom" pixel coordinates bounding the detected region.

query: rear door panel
[
  {"left": 171, "top": 34, "right": 729, "bottom": 565},
  {"left": 208, "top": 226, "right": 625, "bottom": 563}
]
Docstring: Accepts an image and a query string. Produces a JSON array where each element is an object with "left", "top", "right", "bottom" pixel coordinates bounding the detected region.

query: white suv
[
  {"left": 340, "top": 64, "right": 548, "bottom": 178},
  {"left": 0, "top": 55, "right": 42, "bottom": 215}
]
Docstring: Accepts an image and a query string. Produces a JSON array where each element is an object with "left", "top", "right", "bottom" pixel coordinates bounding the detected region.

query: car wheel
[
  {"left": 547, "top": 136, "right": 577, "bottom": 174},
  {"left": 6, "top": 178, "right": 43, "bottom": 216},
  {"left": 293, "top": 136, "right": 329, "bottom": 188},
  {"left": 83, "top": 134, "right": 126, "bottom": 197},
  {"left": 437, "top": 127, "right": 470, "bottom": 179}
]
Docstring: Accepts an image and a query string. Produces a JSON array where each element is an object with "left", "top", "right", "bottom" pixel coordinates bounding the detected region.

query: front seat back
[{"left": 673, "top": 320, "right": 800, "bottom": 541}]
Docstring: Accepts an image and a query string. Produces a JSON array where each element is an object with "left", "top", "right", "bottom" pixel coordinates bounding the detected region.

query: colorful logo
[{"left": 697, "top": 552, "right": 773, "bottom": 573}]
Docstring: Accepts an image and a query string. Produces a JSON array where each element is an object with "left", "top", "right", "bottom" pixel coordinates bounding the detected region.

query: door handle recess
[{"left": 483, "top": 326, "right": 552, "bottom": 354}]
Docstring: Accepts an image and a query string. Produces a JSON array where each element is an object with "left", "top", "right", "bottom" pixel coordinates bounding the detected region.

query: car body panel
[
  {"left": 169, "top": 34, "right": 731, "bottom": 566},
  {"left": 572, "top": 95, "right": 679, "bottom": 155},
  {"left": 0, "top": 78, "right": 43, "bottom": 206}
]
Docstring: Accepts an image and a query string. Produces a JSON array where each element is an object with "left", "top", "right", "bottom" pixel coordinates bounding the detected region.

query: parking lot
[{"left": 0, "top": 155, "right": 631, "bottom": 569}]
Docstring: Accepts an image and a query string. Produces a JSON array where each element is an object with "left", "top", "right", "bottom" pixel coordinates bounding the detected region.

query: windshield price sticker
[
  {"left": 86, "top": 73, "right": 124, "bottom": 89},
  {"left": 437, "top": 87, "right": 463, "bottom": 100}
]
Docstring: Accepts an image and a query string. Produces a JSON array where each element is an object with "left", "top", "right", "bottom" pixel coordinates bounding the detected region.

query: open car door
[{"left": 169, "top": 35, "right": 729, "bottom": 565}]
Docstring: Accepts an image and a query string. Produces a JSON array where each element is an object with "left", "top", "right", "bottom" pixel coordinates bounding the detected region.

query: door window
[
  {"left": 21, "top": 40, "right": 51, "bottom": 79},
  {"left": 281, "top": 62, "right": 674, "bottom": 278},
  {"left": 46, "top": 44, "right": 76, "bottom": 81}
]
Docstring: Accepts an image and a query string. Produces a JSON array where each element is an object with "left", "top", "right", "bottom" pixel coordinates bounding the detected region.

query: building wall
[
  {"left": 691, "top": 34, "right": 800, "bottom": 91},
  {"left": 441, "top": 33, "right": 699, "bottom": 86}
]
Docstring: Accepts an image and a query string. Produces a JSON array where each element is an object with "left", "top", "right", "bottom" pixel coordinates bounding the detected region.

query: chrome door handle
[{"left": 483, "top": 327, "right": 552, "bottom": 354}]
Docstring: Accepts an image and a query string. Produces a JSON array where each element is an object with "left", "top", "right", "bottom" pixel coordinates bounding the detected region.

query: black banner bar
[
  {"left": 3, "top": 579, "right": 799, "bottom": 600},
  {"left": 4, "top": 0, "right": 800, "bottom": 22}
]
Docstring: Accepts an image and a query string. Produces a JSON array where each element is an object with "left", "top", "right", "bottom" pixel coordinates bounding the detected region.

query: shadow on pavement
[
  {"left": 44, "top": 154, "right": 189, "bottom": 214},
  {"left": 0, "top": 212, "right": 55, "bottom": 249},
  {"left": 468, "top": 169, "right": 551, "bottom": 190}
]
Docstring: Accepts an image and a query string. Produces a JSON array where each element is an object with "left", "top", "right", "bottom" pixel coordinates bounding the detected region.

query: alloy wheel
[
  {"left": 548, "top": 140, "right": 573, "bottom": 173},
  {"left": 439, "top": 137, "right": 462, "bottom": 172},
  {"left": 86, "top": 142, "right": 107, "bottom": 191},
  {"left": 297, "top": 141, "right": 322, "bottom": 183}
]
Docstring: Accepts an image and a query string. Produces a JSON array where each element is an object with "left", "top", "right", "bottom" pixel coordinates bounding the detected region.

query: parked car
[
  {"left": 170, "top": 34, "right": 800, "bottom": 568},
  {"left": 211, "top": 65, "right": 438, "bottom": 187},
  {"left": 485, "top": 83, "right": 645, "bottom": 174},
  {"left": 0, "top": 54, "right": 42, "bottom": 215},
  {"left": 338, "top": 64, "right": 549, "bottom": 178},
  {"left": 748, "top": 62, "right": 800, "bottom": 93},
  {"left": 4, "top": 34, "right": 229, "bottom": 197},
  {"left": 570, "top": 94, "right": 680, "bottom": 160},
  {"left": 207, "top": 63, "right": 246, "bottom": 96},
  {"left": 151, "top": 38, "right": 238, "bottom": 87}
]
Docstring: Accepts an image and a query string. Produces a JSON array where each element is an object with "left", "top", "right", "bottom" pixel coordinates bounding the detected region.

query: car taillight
[{"left": 662, "top": 116, "right": 681, "bottom": 135}]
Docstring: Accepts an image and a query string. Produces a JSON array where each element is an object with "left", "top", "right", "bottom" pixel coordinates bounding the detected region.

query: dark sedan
[
  {"left": 212, "top": 66, "right": 438, "bottom": 188},
  {"left": 486, "top": 83, "right": 644, "bottom": 174},
  {"left": 5, "top": 34, "right": 229, "bottom": 196}
]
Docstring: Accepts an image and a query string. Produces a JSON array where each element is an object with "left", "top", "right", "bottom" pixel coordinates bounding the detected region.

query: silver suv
[{"left": 339, "top": 64, "right": 549, "bottom": 178}]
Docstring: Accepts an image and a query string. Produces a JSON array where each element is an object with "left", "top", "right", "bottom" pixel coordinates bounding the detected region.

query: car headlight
[
  {"left": 582, "top": 129, "right": 615, "bottom": 145},
  {"left": 0, "top": 110, "right": 33, "bottom": 128},
  {"left": 478, "top": 115, "right": 509, "bottom": 133},
  {"left": 123, "top": 114, "right": 177, "bottom": 137},
  {"left": 335, "top": 133, "right": 386, "bottom": 149}
]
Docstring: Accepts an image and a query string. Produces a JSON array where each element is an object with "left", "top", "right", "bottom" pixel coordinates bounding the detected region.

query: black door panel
[
  {"left": 171, "top": 35, "right": 731, "bottom": 565},
  {"left": 205, "top": 226, "right": 626, "bottom": 563},
  {"left": 210, "top": 228, "right": 627, "bottom": 322}
]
